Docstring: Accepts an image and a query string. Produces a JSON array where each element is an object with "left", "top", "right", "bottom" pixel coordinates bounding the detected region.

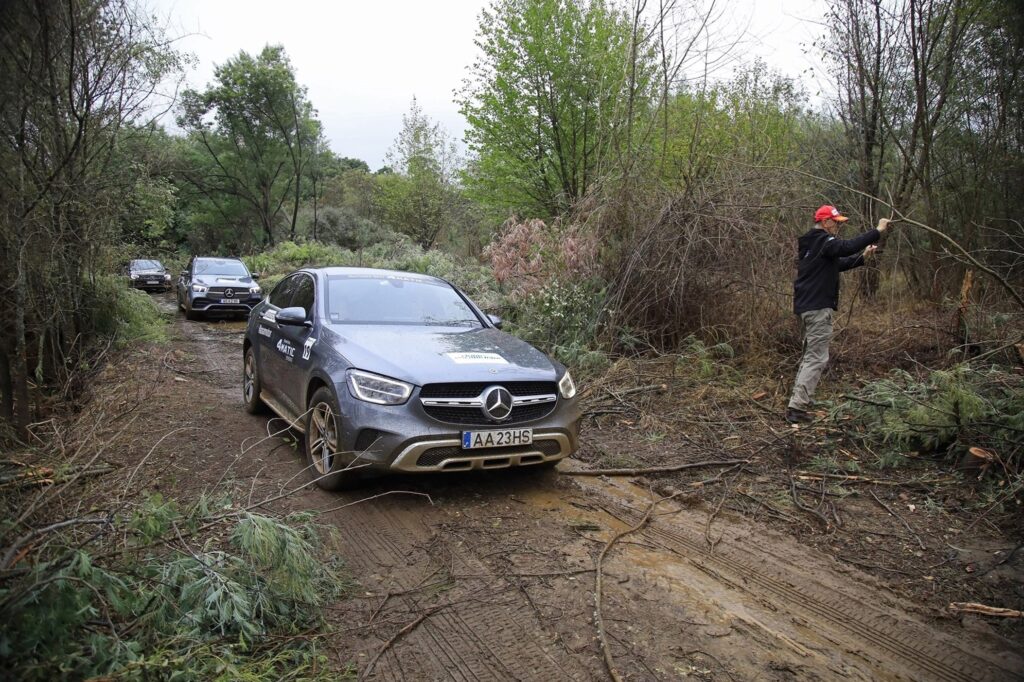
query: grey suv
[
  {"left": 177, "top": 257, "right": 263, "bottom": 320},
  {"left": 242, "top": 267, "right": 581, "bottom": 489}
]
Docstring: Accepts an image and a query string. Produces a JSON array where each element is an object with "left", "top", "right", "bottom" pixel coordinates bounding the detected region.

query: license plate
[
  {"left": 221, "top": 298, "right": 240, "bottom": 304},
  {"left": 462, "top": 428, "right": 533, "bottom": 449}
]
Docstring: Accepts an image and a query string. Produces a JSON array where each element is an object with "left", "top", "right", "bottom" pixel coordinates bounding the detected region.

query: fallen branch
[
  {"left": 595, "top": 491, "right": 685, "bottom": 682},
  {"left": 869, "top": 490, "right": 925, "bottom": 550},
  {"left": 795, "top": 471, "right": 951, "bottom": 487},
  {"left": 948, "top": 602, "right": 1023, "bottom": 618},
  {"left": 567, "top": 458, "right": 748, "bottom": 477},
  {"left": 789, "top": 476, "right": 832, "bottom": 529},
  {"left": 359, "top": 604, "right": 448, "bottom": 680}
]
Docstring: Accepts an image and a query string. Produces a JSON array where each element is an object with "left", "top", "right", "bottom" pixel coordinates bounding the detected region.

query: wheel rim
[
  {"left": 310, "top": 401, "right": 338, "bottom": 475},
  {"left": 243, "top": 354, "right": 256, "bottom": 402}
]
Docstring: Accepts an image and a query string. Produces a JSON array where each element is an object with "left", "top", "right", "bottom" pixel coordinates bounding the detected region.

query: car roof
[
  {"left": 195, "top": 256, "right": 243, "bottom": 262},
  {"left": 304, "top": 266, "right": 448, "bottom": 285}
]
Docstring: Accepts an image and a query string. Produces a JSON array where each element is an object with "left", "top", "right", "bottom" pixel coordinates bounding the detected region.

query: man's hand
[
  {"left": 877, "top": 218, "right": 892, "bottom": 233},
  {"left": 864, "top": 244, "right": 879, "bottom": 258}
]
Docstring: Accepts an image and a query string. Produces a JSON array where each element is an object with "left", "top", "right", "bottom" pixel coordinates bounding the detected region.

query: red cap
[{"left": 814, "top": 205, "right": 848, "bottom": 223}]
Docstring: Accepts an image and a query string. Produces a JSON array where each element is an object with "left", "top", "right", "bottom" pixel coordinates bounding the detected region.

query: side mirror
[
  {"left": 252, "top": 272, "right": 261, "bottom": 280},
  {"left": 277, "top": 306, "right": 311, "bottom": 327},
  {"left": 487, "top": 314, "right": 503, "bottom": 329}
]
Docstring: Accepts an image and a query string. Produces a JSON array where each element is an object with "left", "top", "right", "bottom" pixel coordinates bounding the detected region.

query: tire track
[{"left": 607, "top": 501, "right": 1018, "bottom": 682}]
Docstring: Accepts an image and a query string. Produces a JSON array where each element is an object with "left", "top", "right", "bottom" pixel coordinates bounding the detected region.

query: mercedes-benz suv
[
  {"left": 128, "top": 259, "right": 172, "bottom": 292},
  {"left": 177, "top": 257, "right": 263, "bottom": 320},
  {"left": 242, "top": 267, "right": 581, "bottom": 489}
]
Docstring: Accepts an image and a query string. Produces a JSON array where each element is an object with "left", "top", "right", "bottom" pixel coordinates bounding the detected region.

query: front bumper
[
  {"left": 189, "top": 293, "right": 262, "bottom": 314},
  {"left": 131, "top": 278, "right": 171, "bottom": 290},
  {"left": 335, "top": 384, "right": 581, "bottom": 474}
]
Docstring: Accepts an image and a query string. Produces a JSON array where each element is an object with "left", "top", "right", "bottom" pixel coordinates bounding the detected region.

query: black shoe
[{"left": 785, "top": 407, "right": 814, "bottom": 424}]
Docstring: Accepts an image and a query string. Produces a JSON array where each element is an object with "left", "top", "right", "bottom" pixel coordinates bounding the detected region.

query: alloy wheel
[
  {"left": 243, "top": 354, "right": 256, "bottom": 403},
  {"left": 309, "top": 401, "right": 337, "bottom": 475}
]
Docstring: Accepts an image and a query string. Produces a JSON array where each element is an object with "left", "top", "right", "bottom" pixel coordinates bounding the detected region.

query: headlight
[
  {"left": 164, "top": 273, "right": 171, "bottom": 280},
  {"left": 191, "top": 284, "right": 208, "bottom": 293},
  {"left": 347, "top": 369, "right": 413, "bottom": 405},
  {"left": 249, "top": 286, "right": 261, "bottom": 294},
  {"left": 129, "top": 273, "right": 138, "bottom": 280},
  {"left": 558, "top": 371, "right": 576, "bottom": 399}
]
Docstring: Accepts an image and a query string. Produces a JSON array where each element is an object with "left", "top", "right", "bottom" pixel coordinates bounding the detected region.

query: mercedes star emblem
[
  {"left": 482, "top": 386, "right": 513, "bottom": 421},
  {"left": 224, "top": 288, "right": 234, "bottom": 298}
]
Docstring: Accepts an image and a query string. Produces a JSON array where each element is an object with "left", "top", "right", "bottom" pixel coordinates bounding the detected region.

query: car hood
[
  {"left": 323, "top": 324, "right": 559, "bottom": 386},
  {"left": 193, "top": 274, "right": 255, "bottom": 287}
]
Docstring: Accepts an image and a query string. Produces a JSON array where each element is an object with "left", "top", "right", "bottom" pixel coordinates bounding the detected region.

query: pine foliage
[{"left": 1, "top": 496, "right": 349, "bottom": 680}]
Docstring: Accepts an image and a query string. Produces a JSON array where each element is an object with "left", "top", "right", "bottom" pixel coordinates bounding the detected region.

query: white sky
[{"left": 154, "top": 0, "right": 829, "bottom": 171}]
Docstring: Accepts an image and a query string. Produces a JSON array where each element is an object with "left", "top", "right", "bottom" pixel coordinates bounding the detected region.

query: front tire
[
  {"left": 242, "top": 348, "right": 266, "bottom": 414},
  {"left": 305, "top": 387, "right": 361, "bottom": 491}
]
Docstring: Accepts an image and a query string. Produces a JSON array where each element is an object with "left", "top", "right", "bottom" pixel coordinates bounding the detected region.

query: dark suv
[
  {"left": 128, "top": 259, "right": 171, "bottom": 292},
  {"left": 176, "top": 257, "right": 262, "bottom": 320},
  {"left": 242, "top": 267, "right": 581, "bottom": 490}
]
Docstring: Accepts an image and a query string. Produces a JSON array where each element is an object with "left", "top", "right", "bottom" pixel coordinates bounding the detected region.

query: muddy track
[
  {"left": 163, "top": 296, "right": 1022, "bottom": 681},
  {"left": 603, "top": 496, "right": 1010, "bottom": 681}
]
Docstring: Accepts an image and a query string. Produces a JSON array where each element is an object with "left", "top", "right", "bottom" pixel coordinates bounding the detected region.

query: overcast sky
[{"left": 154, "top": 0, "right": 830, "bottom": 171}]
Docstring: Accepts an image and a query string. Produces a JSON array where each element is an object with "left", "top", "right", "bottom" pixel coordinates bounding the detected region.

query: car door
[
  {"left": 274, "top": 273, "right": 317, "bottom": 416},
  {"left": 256, "top": 274, "right": 300, "bottom": 406}
]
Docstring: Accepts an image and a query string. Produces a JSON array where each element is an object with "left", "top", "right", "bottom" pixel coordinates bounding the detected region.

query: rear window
[{"left": 325, "top": 274, "right": 481, "bottom": 327}]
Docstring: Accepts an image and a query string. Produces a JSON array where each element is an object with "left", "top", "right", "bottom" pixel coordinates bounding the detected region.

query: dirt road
[{"left": 146, "top": 296, "right": 1022, "bottom": 681}]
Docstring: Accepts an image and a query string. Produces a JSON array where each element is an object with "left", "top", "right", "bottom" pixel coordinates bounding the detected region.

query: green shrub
[
  {"left": 83, "top": 275, "right": 167, "bottom": 345},
  {"left": 673, "top": 336, "right": 739, "bottom": 382},
  {"left": 836, "top": 365, "right": 1024, "bottom": 466},
  {"left": 506, "top": 279, "right": 605, "bottom": 354},
  {"left": 1, "top": 496, "right": 349, "bottom": 681}
]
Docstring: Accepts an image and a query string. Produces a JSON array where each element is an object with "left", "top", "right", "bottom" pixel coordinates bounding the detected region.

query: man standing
[{"left": 786, "top": 205, "right": 892, "bottom": 424}]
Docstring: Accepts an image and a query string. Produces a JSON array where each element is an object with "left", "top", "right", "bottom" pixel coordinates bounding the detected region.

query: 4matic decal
[{"left": 276, "top": 339, "right": 296, "bottom": 360}]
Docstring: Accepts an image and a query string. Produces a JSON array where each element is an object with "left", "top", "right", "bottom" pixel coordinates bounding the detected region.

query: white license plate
[
  {"left": 221, "top": 298, "right": 240, "bottom": 304},
  {"left": 462, "top": 428, "right": 533, "bottom": 449}
]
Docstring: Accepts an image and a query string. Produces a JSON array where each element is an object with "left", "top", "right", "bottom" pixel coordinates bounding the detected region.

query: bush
[
  {"left": 836, "top": 365, "right": 1024, "bottom": 468},
  {"left": 507, "top": 279, "right": 605, "bottom": 355},
  {"left": 83, "top": 275, "right": 167, "bottom": 346},
  {"left": 1, "top": 495, "right": 348, "bottom": 681},
  {"left": 308, "top": 207, "right": 397, "bottom": 251}
]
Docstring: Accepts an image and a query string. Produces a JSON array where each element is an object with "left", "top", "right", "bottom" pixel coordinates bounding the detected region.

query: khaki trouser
[{"left": 788, "top": 309, "right": 833, "bottom": 411}]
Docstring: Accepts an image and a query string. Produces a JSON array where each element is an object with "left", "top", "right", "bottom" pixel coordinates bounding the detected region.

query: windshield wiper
[{"left": 422, "top": 319, "right": 480, "bottom": 326}]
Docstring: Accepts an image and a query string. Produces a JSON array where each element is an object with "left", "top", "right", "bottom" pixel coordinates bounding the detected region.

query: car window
[
  {"left": 291, "top": 275, "right": 315, "bottom": 317},
  {"left": 325, "top": 274, "right": 481, "bottom": 327},
  {"left": 194, "top": 259, "right": 249, "bottom": 277},
  {"left": 269, "top": 275, "right": 300, "bottom": 308},
  {"left": 132, "top": 260, "right": 161, "bottom": 269}
]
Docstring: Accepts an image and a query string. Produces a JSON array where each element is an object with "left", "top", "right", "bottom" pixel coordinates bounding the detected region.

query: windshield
[
  {"left": 325, "top": 274, "right": 482, "bottom": 327},
  {"left": 194, "top": 259, "right": 249, "bottom": 277},
  {"left": 131, "top": 260, "right": 162, "bottom": 270}
]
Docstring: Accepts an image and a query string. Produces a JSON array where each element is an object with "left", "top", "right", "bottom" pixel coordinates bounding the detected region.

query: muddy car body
[
  {"left": 128, "top": 259, "right": 172, "bottom": 292},
  {"left": 242, "top": 267, "right": 581, "bottom": 489},
  {"left": 177, "top": 256, "right": 262, "bottom": 320}
]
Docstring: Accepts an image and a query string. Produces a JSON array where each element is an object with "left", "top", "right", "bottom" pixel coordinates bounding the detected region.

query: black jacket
[{"left": 793, "top": 227, "right": 880, "bottom": 315}]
